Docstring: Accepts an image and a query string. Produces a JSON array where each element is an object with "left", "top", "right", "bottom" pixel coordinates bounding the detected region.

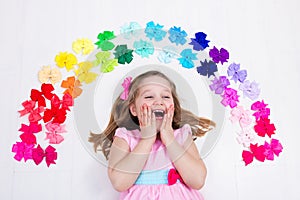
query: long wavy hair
[{"left": 89, "top": 70, "right": 215, "bottom": 160}]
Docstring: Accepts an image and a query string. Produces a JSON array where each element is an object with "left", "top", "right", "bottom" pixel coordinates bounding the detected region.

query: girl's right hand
[{"left": 139, "top": 104, "right": 157, "bottom": 144}]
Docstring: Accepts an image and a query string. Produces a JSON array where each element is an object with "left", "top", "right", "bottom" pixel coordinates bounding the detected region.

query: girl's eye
[
  {"left": 145, "top": 96, "right": 153, "bottom": 99},
  {"left": 163, "top": 96, "right": 170, "bottom": 99}
]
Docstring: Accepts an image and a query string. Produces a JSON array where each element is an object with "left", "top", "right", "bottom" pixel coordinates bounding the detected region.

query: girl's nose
[{"left": 153, "top": 97, "right": 164, "bottom": 105}]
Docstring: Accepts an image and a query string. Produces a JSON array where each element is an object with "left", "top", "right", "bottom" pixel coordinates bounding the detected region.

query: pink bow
[
  {"left": 254, "top": 118, "right": 276, "bottom": 138},
  {"left": 230, "top": 106, "right": 252, "bottom": 128},
  {"left": 120, "top": 76, "right": 132, "bottom": 100},
  {"left": 51, "top": 93, "right": 74, "bottom": 111},
  {"left": 32, "top": 145, "right": 57, "bottom": 167},
  {"left": 242, "top": 143, "right": 266, "bottom": 165},
  {"left": 18, "top": 100, "right": 44, "bottom": 122},
  {"left": 264, "top": 139, "right": 283, "bottom": 160},
  {"left": 236, "top": 129, "right": 256, "bottom": 148},
  {"left": 12, "top": 141, "right": 34, "bottom": 162},
  {"left": 45, "top": 122, "right": 66, "bottom": 144},
  {"left": 221, "top": 88, "right": 239, "bottom": 108},
  {"left": 167, "top": 169, "right": 183, "bottom": 185}
]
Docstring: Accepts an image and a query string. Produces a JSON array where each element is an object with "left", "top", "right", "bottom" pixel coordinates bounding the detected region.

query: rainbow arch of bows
[{"left": 12, "top": 21, "right": 282, "bottom": 167}]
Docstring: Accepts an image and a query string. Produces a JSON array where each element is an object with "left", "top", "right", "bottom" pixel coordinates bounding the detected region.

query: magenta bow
[
  {"left": 45, "top": 122, "right": 66, "bottom": 144},
  {"left": 230, "top": 106, "right": 252, "bottom": 128},
  {"left": 221, "top": 88, "right": 239, "bottom": 108},
  {"left": 18, "top": 100, "right": 44, "bottom": 122},
  {"left": 51, "top": 93, "right": 74, "bottom": 111},
  {"left": 12, "top": 141, "right": 34, "bottom": 162},
  {"left": 18, "top": 123, "right": 42, "bottom": 145},
  {"left": 264, "top": 139, "right": 283, "bottom": 160},
  {"left": 120, "top": 76, "right": 132, "bottom": 100},
  {"left": 32, "top": 145, "right": 57, "bottom": 167},
  {"left": 251, "top": 100, "right": 270, "bottom": 120},
  {"left": 167, "top": 169, "right": 183, "bottom": 185}
]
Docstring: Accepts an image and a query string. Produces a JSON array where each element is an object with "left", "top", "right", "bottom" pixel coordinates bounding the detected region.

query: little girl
[{"left": 90, "top": 70, "right": 215, "bottom": 199}]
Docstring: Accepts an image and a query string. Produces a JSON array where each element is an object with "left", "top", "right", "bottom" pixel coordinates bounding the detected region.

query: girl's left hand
[{"left": 160, "top": 105, "right": 175, "bottom": 146}]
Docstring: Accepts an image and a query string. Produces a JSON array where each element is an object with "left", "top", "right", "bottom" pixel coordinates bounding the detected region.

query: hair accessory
[{"left": 120, "top": 76, "right": 132, "bottom": 100}]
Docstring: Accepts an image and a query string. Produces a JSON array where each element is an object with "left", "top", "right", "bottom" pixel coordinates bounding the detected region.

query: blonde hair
[{"left": 89, "top": 70, "right": 215, "bottom": 159}]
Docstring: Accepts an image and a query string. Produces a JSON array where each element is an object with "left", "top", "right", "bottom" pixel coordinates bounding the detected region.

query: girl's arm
[
  {"left": 108, "top": 136, "right": 154, "bottom": 192},
  {"left": 160, "top": 105, "right": 206, "bottom": 189},
  {"left": 166, "top": 135, "right": 207, "bottom": 190}
]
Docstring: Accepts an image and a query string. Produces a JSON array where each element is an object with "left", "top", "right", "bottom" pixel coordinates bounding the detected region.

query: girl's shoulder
[
  {"left": 114, "top": 127, "right": 141, "bottom": 145},
  {"left": 174, "top": 124, "right": 193, "bottom": 145}
]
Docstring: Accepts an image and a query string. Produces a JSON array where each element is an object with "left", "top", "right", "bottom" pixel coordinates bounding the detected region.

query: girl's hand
[
  {"left": 160, "top": 105, "right": 175, "bottom": 146},
  {"left": 139, "top": 104, "right": 157, "bottom": 144}
]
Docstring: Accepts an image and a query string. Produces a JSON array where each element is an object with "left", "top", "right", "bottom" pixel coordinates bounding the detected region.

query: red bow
[
  {"left": 18, "top": 100, "right": 44, "bottom": 122},
  {"left": 32, "top": 145, "right": 57, "bottom": 167},
  {"left": 167, "top": 169, "right": 183, "bottom": 185},
  {"left": 43, "top": 107, "right": 67, "bottom": 124},
  {"left": 30, "top": 83, "right": 54, "bottom": 107}
]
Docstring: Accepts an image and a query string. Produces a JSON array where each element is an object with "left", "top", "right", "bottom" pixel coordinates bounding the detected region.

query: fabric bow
[
  {"left": 74, "top": 61, "right": 98, "bottom": 84},
  {"left": 120, "top": 22, "right": 142, "bottom": 39},
  {"left": 236, "top": 129, "right": 256, "bottom": 148},
  {"left": 134, "top": 39, "right": 154, "bottom": 58},
  {"left": 19, "top": 122, "right": 42, "bottom": 145},
  {"left": 61, "top": 76, "right": 82, "bottom": 98},
  {"left": 45, "top": 122, "right": 67, "bottom": 144},
  {"left": 227, "top": 63, "right": 247, "bottom": 83},
  {"left": 264, "top": 139, "right": 283, "bottom": 160},
  {"left": 209, "top": 76, "right": 230, "bottom": 94},
  {"left": 51, "top": 93, "right": 74, "bottom": 111},
  {"left": 168, "top": 169, "right": 183, "bottom": 185},
  {"left": 32, "top": 145, "right": 57, "bottom": 167},
  {"left": 38, "top": 66, "right": 62, "bottom": 85},
  {"left": 239, "top": 80, "right": 260, "bottom": 100},
  {"left": 18, "top": 100, "right": 44, "bottom": 122},
  {"left": 120, "top": 77, "right": 132, "bottom": 100},
  {"left": 30, "top": 83, "right": 54, "bottom": 107},
  {"left": 12, "top": 141, "right": 34, "bottom": 162},
  {"left": 254, "top": 118, "right": 276, "bottom": 138},
  {"left": 145, "top": 21, "right": 167, "bottom": 41},
  {"left": 93, "top": 51, "right": 119, "bottom": 73},
  {"left": 221, "top": 88, "right": 239, "bottom": 108},
  {"left": 55, "top": 52, "right": 78, "bottom": 71},
  {"left": 189, "top": 32, "right": 210, "bottom": 51},
  {"left": 178, "top": 49, "right": 197, "bottom": 69},
  {"left": 209, "top": 46, "right": 229, "bottom": 65},
  {"left": 113, "top": 45, "right": 134, "bottom": 65},
  {"left": 168, "top": 26, "right": 187, "bottom": 45},
  {"left": 197, "top": 59, "right": 218, "bottom": 78},
  {"left": 230, "top": 106, "right": 252, "bottom": 128},
  {"left": 157, "top": 46, "right": 177, "bottom": 64},
  {"left": 95, "top": 31, "right": 116, "bottom": 51},
  {"left": 251, "top": 100, "right": 270, "bottom": 120},
  {"left": 242, "top": 143, "right": 266, "bottom": 165},
  {"left": 72, "top": 38, "right": 94, "bottom": 55},
  {"left": 43, "top": 106, "right": 67, "bottom": 124}
]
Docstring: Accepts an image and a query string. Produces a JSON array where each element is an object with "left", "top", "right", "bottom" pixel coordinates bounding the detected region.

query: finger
[
  {"left": 143, "top": 104, "right": 148, "bottom": 126},
  {"left": 139, "top": 105, "right": 144, "bottom": 126},
  {"left": 167, "top": 105, "right": 174, "bottom": 126},
  {"left": 151, "top": 111, "right": 156, "bottom": 127},
  {"left": 147, "top": 105, "right": 152, "bottom": 125}
]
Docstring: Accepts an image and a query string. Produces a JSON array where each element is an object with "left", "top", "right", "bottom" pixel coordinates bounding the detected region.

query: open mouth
[{"left": 153, "top": 110, "right": 165, "bottom": 119}]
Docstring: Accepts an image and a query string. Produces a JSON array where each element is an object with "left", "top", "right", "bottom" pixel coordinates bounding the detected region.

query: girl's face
[{"left": 129, "top": 76, "right": 174, "bottom": 129}]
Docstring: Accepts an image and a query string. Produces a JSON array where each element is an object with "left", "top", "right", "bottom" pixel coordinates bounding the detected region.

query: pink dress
[{"left": 114, "top": 124, "right": 204, "bottom": 200}]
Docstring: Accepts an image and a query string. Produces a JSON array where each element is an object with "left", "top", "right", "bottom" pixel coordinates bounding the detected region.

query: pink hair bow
[
  {"left": 45, "top": 122, "right": 66, "bottom": 144},
  {"left": 236, "top": 129, "right": 256, "bottom": 148},
  {"left": 32, "top": 145, "right": 57, "bottom": 167},
  {"left": 51, "top": 93, "right": 74, "bottom": 111},
  {"left": 230, "top": 106, "right": 252, "bottom": 128},
  {"left": 264, "top": 139, "right": 283, "bottom": 160},
  {"left": 254, "top": 118, "right": 276, "bottom": 138},
  {"left": 242, "top": 143, "right": 266, "bottom": 165},
  {"left": 18, "top": 100, "right": 44, "bottom": 122},
  {"left": 19, "top": 123, "right": 42, "bottom": 145},
  {"left": 12, "top": 141, "right": 34, "bottom": 162},
  {"left": 120, "top": 76, "right": 132, "bottom": 100}
]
